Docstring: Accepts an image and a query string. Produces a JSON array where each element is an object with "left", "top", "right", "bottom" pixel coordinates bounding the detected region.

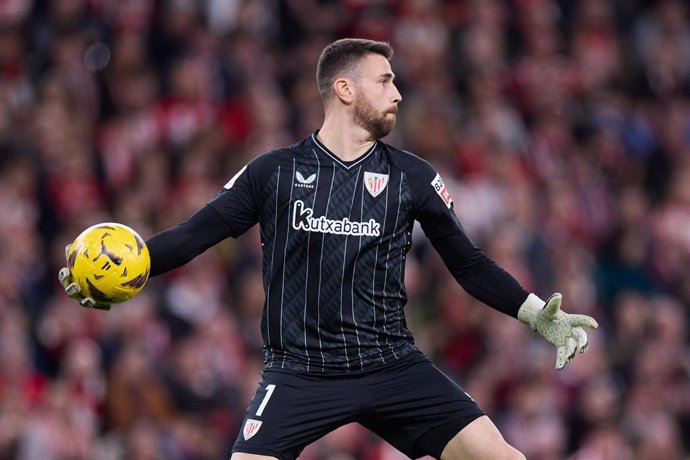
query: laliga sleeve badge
[
  {"left": 243, "top": 418, "right": 263, "bottom": 440},
  {"left": 431, "top": 173, "right": 453, "bottom": 208}
]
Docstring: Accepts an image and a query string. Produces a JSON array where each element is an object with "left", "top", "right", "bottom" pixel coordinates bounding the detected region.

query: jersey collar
[{"left": 311, "top": 132, "right": 379, "bottom": 170}]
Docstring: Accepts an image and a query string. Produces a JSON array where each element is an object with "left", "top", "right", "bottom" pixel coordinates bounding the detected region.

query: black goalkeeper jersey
[{"left": 147, "top": 133, "right": 528, "bottom": 372}]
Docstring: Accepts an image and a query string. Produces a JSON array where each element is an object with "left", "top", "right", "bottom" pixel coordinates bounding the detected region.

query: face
[{"left": 351, "top": 54, "right": 402, "bottom": 139}]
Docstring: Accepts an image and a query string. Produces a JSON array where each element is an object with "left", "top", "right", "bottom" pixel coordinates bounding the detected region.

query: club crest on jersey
[
  {"left": 431, "top": 173, "right": 453, "bottom": 208},
  {"left": 243, "top": 419, "right": 262, "bottom": 441},
  {"left": 295, "top": 171, "right": 316, "bottom": 189},
  {"left": 364, "top": 172, "right": 389, "bottom": 197}
]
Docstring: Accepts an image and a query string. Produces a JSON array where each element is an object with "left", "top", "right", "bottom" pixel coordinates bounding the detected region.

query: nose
[{"left": 392, "top": 84, "right": 402, "bottom": 104}]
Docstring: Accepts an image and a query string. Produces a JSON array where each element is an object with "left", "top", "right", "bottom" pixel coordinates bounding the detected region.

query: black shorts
[{"left": 232, "top": 350, "right": 485, "bottom": 459}]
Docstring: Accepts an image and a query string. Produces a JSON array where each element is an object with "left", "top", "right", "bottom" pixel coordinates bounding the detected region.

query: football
[{"left": 66, "top": 223, "right": 150, "bottom": 304}]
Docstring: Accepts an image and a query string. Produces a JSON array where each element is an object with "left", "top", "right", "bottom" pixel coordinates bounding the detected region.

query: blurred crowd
[{"left": 0, "top": 0, "right": 689, "bottom": 459}]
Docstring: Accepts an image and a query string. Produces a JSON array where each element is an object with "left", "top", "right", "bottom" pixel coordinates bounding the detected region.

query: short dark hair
[{"left": 316, "top": 38, "right": 394, "bottom": 102}]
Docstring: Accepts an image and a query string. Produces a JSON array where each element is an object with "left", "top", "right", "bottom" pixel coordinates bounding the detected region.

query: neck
[{"left": 317, "top": 114, "right": 376, "bottom": 162}]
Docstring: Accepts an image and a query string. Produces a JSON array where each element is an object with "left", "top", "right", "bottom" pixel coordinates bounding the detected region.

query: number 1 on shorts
[{"left": 256, "top": 384, "right": 276, "bottom": 416}]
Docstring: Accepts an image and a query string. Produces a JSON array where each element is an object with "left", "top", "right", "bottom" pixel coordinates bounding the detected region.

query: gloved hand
[
  {"left": 518, "top": 293, "right": 598, "bottom": 370},
  {"left": 58, "top": 245, "right": 111, "bottom": 311}
]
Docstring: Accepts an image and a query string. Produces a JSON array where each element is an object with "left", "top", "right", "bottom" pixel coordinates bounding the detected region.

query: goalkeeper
[{"left": 59, "top": 38, "right": 597, "bottom": 460}]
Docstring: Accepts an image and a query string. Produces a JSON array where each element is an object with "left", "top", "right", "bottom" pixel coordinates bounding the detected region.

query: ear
[{"left": 333, "top": 78, "right": 354, "bottom": 104}]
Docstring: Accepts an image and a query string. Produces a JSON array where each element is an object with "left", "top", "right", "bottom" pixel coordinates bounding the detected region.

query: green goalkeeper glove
[
  {"left": 518, "top": 293, "right": 598, "bottom": 370},
  {"left": 58, "top": 245, "right": 112, "bottom": 311}
]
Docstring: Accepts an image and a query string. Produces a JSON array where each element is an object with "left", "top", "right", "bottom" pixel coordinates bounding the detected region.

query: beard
[{"left": 353, "top": 93, "right": 396, "bottom": 139}]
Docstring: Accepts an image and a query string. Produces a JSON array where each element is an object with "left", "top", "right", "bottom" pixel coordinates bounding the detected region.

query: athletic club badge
[
  {"left": 364, "top": 172, "right": 389, "bottom": 197},
  {"left": 243, "top": 419, "right": 263, "bottom": 440}
]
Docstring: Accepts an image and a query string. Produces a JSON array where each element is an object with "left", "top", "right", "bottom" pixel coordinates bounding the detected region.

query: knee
[
  {"left": 490, "top": 444, "right": 525, "bottom": 460},
  {"left": 504, "top": 446, "right": 526, "bottom": 460},
  {"left": 441, "top": 443, "right": 525, "bottom": 460}
]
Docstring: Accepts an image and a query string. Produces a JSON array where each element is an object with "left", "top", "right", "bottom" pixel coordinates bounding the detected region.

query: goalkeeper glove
[
  {"left": 58, "top": 245, "right": 111, "bottom": 311},
  {"left": 518, "top": 293, "right": 598, "bottom": 370}
]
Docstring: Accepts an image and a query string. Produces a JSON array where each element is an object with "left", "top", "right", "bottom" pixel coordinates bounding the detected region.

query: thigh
[
  {"left": 232, "top": 370, "right": 358, "bottom": 460},
  {"left": 358, "top": 353, "right": 485, "bottom": 459},
  {"left": 231, "top": 454, "right": 277, "bottom": 460},
  {"left": 440, "top": 415, "right": 525, "bottom": 460}
]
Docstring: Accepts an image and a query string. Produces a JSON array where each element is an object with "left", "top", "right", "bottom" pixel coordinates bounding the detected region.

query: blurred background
[{"left": 0, "top": 0, "right": 689, "bottom": 459}]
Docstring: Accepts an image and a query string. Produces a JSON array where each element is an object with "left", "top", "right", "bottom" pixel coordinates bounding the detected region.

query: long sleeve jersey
[{"left": 146, "top": 133, "right": 528, "bottom": 372}]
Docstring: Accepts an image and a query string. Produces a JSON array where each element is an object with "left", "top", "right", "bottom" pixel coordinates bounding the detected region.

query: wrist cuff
[{"left": 517, "top": 293, "right": 545, "bottom": 325}]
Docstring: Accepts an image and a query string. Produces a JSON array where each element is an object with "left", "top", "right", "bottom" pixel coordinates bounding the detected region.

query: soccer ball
[{"left": 66, "top": 223, "right": 150, "bottom": 304}]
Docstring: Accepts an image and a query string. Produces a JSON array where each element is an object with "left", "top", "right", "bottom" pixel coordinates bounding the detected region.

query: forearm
[
  {"left": 430, "top": 232, "right": 529, "bottom": 317},
  {"left": 147, "top": 205, "right": 233, "bottom": 276}
]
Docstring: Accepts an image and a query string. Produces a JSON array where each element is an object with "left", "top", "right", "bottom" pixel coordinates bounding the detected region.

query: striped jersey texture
[{"left": 209, "top": 133, "right": 460, "bottom": 372}]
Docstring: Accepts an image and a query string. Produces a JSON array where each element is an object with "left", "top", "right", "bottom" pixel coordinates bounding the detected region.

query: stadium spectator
[{"left": 0, "top": 1, "right": 688, "bottom": 458}]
